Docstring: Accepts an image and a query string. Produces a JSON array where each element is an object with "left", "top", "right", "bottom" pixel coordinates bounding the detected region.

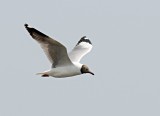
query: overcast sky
[{"left": 0, "top": 0, "right": 160, "bottom": 116}]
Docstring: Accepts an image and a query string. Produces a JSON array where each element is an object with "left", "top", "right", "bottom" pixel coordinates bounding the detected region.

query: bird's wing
[
  {"left": 25, "top": 24, "right": 73, "bottom": 67},
  {"left": 69, "top": 36, "right": 92, "bottom": 63}
]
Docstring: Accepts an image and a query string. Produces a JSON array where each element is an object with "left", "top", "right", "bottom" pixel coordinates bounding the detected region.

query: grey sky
[{"left": 0, "top": 0, "right": 160, "bottom": 116}]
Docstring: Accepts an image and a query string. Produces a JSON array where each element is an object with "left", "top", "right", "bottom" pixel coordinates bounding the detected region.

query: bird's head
[{"left": 81, "top": 65, "right": 94, "bottom": 75}]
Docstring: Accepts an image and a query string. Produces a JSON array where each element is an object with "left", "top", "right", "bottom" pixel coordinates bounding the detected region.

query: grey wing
[{"left": 24, "top": 24, "right": 73, "bottom": 67}]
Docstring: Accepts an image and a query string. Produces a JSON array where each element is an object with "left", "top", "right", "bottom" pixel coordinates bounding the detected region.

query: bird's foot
[{"left": 41, "top": 74, "right": 49, "bottom": 77}]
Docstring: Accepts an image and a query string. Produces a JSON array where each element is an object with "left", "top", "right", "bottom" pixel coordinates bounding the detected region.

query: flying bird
[{"left": 24, "top": 24, "right": 94, "bottom": 78}]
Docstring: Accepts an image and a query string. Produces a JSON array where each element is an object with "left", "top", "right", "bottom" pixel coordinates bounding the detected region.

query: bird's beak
[{"left": 88, "top": 71, "right": 94, "bottom": 75}]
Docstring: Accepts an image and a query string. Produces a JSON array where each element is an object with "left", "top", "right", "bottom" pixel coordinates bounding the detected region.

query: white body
[{"left": 41, "top": 63, "right": 82, "bottom": 77}]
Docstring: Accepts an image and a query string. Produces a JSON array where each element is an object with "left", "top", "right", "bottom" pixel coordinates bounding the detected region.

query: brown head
[{"left": 81, "top": 65, "right": 94, "bottom": 75}]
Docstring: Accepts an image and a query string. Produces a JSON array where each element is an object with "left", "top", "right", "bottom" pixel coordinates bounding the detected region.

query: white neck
[{"left": 72, "top": 62, "right": 83, "bottom": 69}]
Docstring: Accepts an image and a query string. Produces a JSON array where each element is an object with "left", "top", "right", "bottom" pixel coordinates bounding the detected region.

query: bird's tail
[{"left": 36, "top": 72, "right": 49, "bottom": 77}]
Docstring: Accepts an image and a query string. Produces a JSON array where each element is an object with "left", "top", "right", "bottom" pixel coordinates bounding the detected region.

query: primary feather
[{"left": 25, "top": 24, "right": 73, "bottom": 67}]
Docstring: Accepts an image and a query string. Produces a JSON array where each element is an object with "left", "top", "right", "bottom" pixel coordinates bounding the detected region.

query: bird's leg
[{"left": 41, "top": 74, "right": 49, "bottom": 77}]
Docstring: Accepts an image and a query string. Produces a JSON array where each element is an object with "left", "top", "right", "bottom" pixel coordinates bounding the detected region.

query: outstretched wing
[
  {"left": 69, "top": 36, "right": 92, "bottom": 63},
  {"left": 24, "top": 24, "right": 73, "bottom": 67}
]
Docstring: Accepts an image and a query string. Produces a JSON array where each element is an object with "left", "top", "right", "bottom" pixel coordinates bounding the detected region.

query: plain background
[{"left": 0, "top": 0, "right": 160, "bottom": 116}]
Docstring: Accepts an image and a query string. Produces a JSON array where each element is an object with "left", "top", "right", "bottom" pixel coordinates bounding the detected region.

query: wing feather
[
  {"left": 24, "top": 24, "right": 73, "bottom": 67},
  {"left": 69, "top": 36, "right": 92, "bottom": 63}
]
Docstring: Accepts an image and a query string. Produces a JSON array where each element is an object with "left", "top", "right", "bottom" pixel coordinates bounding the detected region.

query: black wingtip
[
  {"left": 77, "top": 36, "right": 92, "bottom": 45},
  {"left": 24, "top": 24, "right": 28, "bottom": 28},
  {"left": 81, "top": 36, "right": 86, "bottom": 39},
  {"left": 24, "top": 23, "right": 33, "bottom": 35},
  {"left": 24, "top": 24, "right": 49, "bottom": 38}
]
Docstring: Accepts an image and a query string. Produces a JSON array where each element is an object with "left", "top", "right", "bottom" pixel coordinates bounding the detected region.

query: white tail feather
[
  {"left": 36, "top": 72, "right": 45, "bottom": 75},
  {"left": 36, "top": 72, "right": 49, "bottom": 77}
]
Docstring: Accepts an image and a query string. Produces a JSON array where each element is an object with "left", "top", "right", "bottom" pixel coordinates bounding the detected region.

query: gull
[{"left": 24, "top": 24, "right": 94, "bottom": 78}]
